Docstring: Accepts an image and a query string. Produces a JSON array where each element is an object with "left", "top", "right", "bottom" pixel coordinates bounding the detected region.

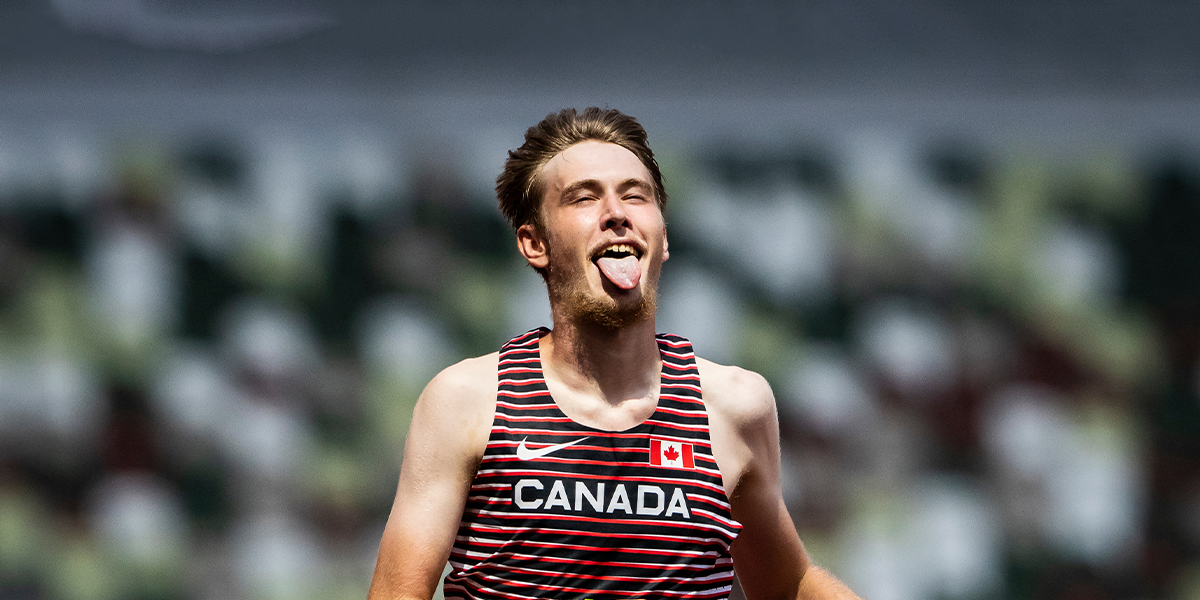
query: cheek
[{"left": 543, "top": 233, "right": 585, "bottom": 269}]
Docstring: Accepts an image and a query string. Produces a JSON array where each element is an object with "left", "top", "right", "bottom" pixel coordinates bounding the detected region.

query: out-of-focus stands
[{"left": 0, "top": 131, "right": 1198, "bottom": 600}]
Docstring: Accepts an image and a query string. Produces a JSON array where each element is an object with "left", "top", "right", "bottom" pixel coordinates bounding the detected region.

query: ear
[
  {"left": 661, "top": 224, "right": 669, "bottom": 262},
  {"left": 516, "top": 223, "right": 550, "bottom": 270}
]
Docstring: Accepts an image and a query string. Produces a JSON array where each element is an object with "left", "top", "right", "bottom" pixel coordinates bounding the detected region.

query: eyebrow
[{"left": 558, "top": 178, "right": 653, "bottom": 201}]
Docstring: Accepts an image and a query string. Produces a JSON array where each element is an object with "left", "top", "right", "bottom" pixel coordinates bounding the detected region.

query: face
[{"left": 517, "top": 140, "right": 669, "bottom": 329}]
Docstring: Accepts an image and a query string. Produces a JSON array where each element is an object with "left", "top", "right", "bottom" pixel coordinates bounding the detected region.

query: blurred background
[{"left": 3, "top": 1, "right": 1200, "bottom": 599}]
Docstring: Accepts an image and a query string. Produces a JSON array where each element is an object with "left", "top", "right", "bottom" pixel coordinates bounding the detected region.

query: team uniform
[{"left": 444, "top": 328, "right": 743, "bottom": 600}]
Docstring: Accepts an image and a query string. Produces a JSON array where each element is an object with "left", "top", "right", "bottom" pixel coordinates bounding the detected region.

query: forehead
[{"left": 540, "top": 141, "right": 652, "bottom": 195}]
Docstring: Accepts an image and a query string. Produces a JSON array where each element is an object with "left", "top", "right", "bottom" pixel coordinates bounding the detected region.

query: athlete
[{"left": 368, "top": 108, "right": 861, "bottom": 600}]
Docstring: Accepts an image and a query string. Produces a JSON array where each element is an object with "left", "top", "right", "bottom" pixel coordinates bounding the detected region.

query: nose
[{"left": 600, "top": 192, "right": 630, "bottom": 231}]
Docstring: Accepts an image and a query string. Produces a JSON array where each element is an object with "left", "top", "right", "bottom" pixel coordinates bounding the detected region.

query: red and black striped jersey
[{"left": 444, "top": 328, "right": 742, "bottom": 600}]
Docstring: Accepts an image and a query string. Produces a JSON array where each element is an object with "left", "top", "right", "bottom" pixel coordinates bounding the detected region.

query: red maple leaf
[{"left": 663, "top": 445, "right": 680, "bottom": 462}]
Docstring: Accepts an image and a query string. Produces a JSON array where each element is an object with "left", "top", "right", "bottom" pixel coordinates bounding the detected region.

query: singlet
[{"left": 443, "top": 328, "right": 742, "bottom": 600}]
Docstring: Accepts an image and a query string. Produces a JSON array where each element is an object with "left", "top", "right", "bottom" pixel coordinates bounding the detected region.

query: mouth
[
  {"left": 591, "top": 243, "right": 643, "bottom": 263},
  {"left": 591, "top": 242, "right": 643, "bottom": 291}
]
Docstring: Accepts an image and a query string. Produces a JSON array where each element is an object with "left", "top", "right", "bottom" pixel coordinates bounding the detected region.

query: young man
[{"left": 368, "top": 108, "right": 860, "bottom": 600}]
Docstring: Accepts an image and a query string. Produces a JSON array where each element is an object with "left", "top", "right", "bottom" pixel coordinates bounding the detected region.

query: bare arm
[
  {"left": 367, "top": 355, "right": 498, "bottom": 600},
  {"left": 700, "top": 361, "right": 861, "bottom": 600}
]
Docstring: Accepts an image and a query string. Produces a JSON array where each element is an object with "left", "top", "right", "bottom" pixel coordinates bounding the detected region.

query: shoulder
[
  {"left": 411, "top": 352, "right": 499, "bottom": 433},
  {"left": 403, "top": 352, "right": 500, "bottom": 468},
  {"left": 422, "top": 352, "right": 499, "bottom": 402},
  {"left": 694, "top": 357, "right": 781, "bottom": 498},
  {"left": 695, "top": 357, "right": 777, "bottom": 431}
]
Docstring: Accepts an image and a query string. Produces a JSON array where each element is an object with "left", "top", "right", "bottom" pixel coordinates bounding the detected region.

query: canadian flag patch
[{"left": 649, "top": 438, "right": 694, "bottom": 469}]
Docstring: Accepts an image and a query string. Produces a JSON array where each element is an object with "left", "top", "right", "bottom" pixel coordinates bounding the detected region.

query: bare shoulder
[
  {"left": 420, "top": 351, "right": 500, "bottom": 410},
  {"left": 695, "top": 357, "right": 781, "bottom": 499},
  {"left": 695, "top": 357, "right": 777, "bottom": 430},
  {"left": 406, "top": 352, "right": 499, "bottom": 461}
]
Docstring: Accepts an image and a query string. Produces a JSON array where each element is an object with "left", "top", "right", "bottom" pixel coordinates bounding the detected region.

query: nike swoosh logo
[{"left": 516, "top": 437, "right": 588, "bottom": 461}]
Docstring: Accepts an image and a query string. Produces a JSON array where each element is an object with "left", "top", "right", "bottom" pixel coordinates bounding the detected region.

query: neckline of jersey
[{"left": 531, "top": 327, "right": 673, "bottom": 435}]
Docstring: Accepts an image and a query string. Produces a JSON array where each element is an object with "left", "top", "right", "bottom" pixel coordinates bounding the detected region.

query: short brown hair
[{"left": 496, "top": 107, "right": 668, "bottom": 231}]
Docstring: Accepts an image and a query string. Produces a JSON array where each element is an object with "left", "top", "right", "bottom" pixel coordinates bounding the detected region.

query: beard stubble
[{"left": 544, "top": 251, "right": 657, "bottom": 330}]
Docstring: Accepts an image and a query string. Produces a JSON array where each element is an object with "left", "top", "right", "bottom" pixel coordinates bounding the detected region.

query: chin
[
  {"left": 546, "top": 257, "right": 661, "bottom": 329},
  {"left": 575, "top": 293, "right": 656, "bottom": 330},
  {"left": 551, "top": 280, "right": 657, "bottom": 330}
]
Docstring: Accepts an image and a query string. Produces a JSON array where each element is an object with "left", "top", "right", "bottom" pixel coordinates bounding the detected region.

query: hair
[{"left": 496, "top": 107, "right": 668, "bottom": 232}]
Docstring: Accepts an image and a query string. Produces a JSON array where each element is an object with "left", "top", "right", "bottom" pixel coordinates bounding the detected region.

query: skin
[{"left": 368, "top": 141, "right": 861, "bottom": 600}]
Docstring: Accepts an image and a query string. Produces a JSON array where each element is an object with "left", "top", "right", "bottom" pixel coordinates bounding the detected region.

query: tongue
[{"left": 597, "top": 256, "right": 641, "bottom": 290}]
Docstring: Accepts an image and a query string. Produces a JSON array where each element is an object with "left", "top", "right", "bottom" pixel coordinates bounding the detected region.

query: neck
[{"left": 541, "top": 315, "right": 661, "bottom": 407}]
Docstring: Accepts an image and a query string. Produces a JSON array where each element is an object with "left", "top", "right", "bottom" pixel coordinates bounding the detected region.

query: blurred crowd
[{"left": 0, "top": 127, "right": 1199, "bottom": 600}]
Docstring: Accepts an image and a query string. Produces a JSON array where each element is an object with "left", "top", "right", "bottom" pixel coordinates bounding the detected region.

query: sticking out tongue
[{"left": 597, "top": 256, "right": 641, "bottom": 290}]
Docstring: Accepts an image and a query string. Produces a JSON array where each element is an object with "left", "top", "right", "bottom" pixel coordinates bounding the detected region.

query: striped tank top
[{"left": 444, "top": 328, "right": 742, "bottom": 600}]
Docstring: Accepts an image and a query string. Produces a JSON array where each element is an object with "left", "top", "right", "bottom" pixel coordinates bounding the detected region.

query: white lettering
[
  {"left": 607, "top": 484, "right": 633, "bottom": 514},
  {"left": 637, "top": 485, "right": 665, "bottom": 516},
  {"left": 545, "top": 480, "right": 571, "bottom": 510},
  {"left": 515, "top": 478, "right": 690, "bottom": 518},
  {"left": 665, "top": 487, "right": 691, "bottom": 518},
  {"left": 514, "top": 479, "right": 543, "bottom": 509},
  {"left": 575, "top": 482, "right": 605, "bottom": 512}
]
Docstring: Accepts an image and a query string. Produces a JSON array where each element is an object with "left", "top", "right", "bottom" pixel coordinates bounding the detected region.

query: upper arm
[
  {"left": 368, "top": 354, "right": 498, "bottom": 600},
  {"left": 700, "top": 361, "right": 811, "bottom": 600}
]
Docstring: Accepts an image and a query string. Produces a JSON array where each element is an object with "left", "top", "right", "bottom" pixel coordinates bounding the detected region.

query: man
[{"left": 368, "top": 108, "right": 860, "bottom": 600}]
